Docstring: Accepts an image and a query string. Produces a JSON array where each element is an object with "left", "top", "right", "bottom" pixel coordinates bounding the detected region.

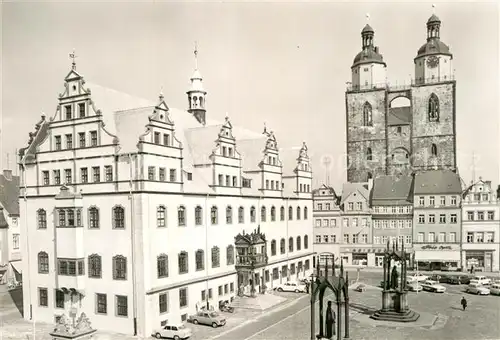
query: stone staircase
[
  {"left": 370, "top": 309, "right": 420, "bottom": 322},
  {"left": 230, "top": 293, "right": 286, "bottom": 311}
]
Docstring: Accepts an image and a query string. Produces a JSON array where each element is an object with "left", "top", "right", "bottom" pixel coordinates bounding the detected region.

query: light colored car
[
  {"left": 489, "top": 283, "right": 500, "bottom": 295},
  {"left": 470, "top": 276, "right": 491, "bottom": 286},
  {"left": 466, "top": 283, "right": 490, "bottom": 295},
  {"left": 421, "top": 280, "right": 446, "bottom": 293},
  {"left": 188, "top": 311, "right": 226, "bottom": 328},
  {"left": 407, "top": 283, "right": 423, "bottom": 292},
  {"left": 152, "top": 323, "right": 192, "bottom": 340},
  {"left": 407, "top": 274, "right": 429, "bottom": 283},
  {"left": 275, "top": 281, "right": 307, "bottom": 293}
]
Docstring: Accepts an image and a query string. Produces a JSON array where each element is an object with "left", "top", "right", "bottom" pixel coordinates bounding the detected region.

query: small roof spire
[
  {"left": 69, "top": 49, "right": 77, "bottom": 71},
  {"left": 159, "top": 86, "right": 164, "bottom": 101},
  {"left": 194, "top": 41, "right": 199, "bottom": 70},
  {"left": 366, "top": 13, "right": 370, "bottom": 22},
  {"left": 432, "top": 3, "right": 436, "bottom": 14}
]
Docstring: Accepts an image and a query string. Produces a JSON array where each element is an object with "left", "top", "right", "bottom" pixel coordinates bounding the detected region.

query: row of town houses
[{"left": 313, "top": 173, "right": 500, "bottom": 273}]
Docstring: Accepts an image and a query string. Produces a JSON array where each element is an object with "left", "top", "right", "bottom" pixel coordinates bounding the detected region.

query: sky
[{"left": 1, "top": 0, "right": 499, "bottom": 190}]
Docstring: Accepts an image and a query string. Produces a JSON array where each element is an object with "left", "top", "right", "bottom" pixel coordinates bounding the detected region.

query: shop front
[
  {"left": 340, "top": 247, "right": 385, "bottom": 267},
  {"left": 464, "top": 250, "right": 495, "bottom": 272},
  {"left": 414, "top": 243, "right": 461, "bottom": 271}
]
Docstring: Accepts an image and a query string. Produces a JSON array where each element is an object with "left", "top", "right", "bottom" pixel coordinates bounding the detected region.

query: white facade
[
  {"left": 461, "top": 179, "right": 500, "bottom": 272},
  {"left": 19, "top": 62, "right": 314, "bottom": 337}
]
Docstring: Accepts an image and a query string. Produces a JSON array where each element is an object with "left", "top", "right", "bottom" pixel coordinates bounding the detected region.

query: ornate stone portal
[
  {"left": 371, "top": 241, "right": 420, "bottom": 322},
  {"left": 50, "top": 312, "right": 96, "bottom": 340}
]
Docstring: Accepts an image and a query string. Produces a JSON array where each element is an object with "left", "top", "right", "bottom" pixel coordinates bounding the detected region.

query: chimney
[{"left": 3, "top": 169, "right": 12, "bottom": 181}]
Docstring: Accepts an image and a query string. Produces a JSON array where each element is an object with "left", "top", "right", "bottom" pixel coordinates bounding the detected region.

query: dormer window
[
  {"left": 78, "top": 103, "right": 86, "bottom": 118},
  {"left": 163, "top": 134, "right": 170, "bottom": 146},
  {"left": 228, "top": 148, "right": 233, "bottom": 157},
  {"left": 222, "top": 146, "right": 227, "bottom": 157},
  {"left": 154, "top": 132, "right": 161, "bottom": 144},
  {"left": 65, "top": 105, "right": 72, "bottom": 120}
]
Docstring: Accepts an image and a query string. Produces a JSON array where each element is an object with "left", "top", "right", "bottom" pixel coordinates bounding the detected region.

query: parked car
[
  {"left": 466, "top": 283, "right": 490, "bottom": 295},
  {"left": 470, "top": 276, "right": 491, "bottom": 286},
  {"left": 428, "top": 274, "right": 442, "bottom": 282},
  {"left": 407, "top": 274, "right": 429, "bottom": 283},
  {"left": 442, "top": 275, "right": 471, "bottom": 285},
  {"left": 275, "top": 281, "right": 307, "bottom": 293},
  {"left": 489, "top": 283, "right": 500, "bottom": 295},
  {"left": 152, "top": 323, "right": 192, "bottom": 340},
  {"left": 421, "top": 280, "right": 446, "bottom": 293},
  {"left": 407, "top": 283, "right": 423, "bottom": 292},
  {"left": 188, "top": 311, "right": 226, "bottom": 328}
]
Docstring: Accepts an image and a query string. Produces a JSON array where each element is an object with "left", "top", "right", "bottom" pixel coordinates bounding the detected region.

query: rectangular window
[
  {"left": 467, "top": 211, "right": 474, "bottom": 220},
  {"left": 331, "top": 219, "right": 336, "bottom": 227},
  {"left": 65, "top": 169, "right": 72, "bottom": 184},
  {"left": 43, "top": 171, "right": 50, "bottom": 185},
  {"left": 352, "top": 234, "right": 358, "bottom": 243},
  {"left": 323, "top": 219, "right": 329, "bottom": 227},
  {"left": 163, "top": 133, "right": 170, "bottom": 146},
  {"left": 55, "top": 136, "right": 61, "bottom": 150},
  {"left": 92, "top": 167, "right": 100, "bottom": 182},
  {"left": 467, "top": 232, "right": 474, "bottom": 243},
  {"left": 148, "top": 166, "right": 155, "bottom": 181},
  {"left": 116, "top": 295, "right": 128, "bottom": 317},
  {"left": 475, "top": 232, "right": 484, "bottom": 243},
  {"left": 96, "top": 293, "right": 107, "bottom": 314},
  {"left": 428, "top": 232, "right": 435, "bottom": 243},
  {"left": 159, "top": 293, "right": 168, "bottom": 313},
  {"left": 12, "top": 234, "right": 20, "bottom": 249},
  {"left": 169, "top": 169, "right": 177, "bottom": 182},
  {"left": 428, "top": 215, "right": 435, "bottom": 224},
  {"left": 201, "top": 290, "right": 206, "bottom": 301},
  {"left": 478, "top": 212, "right": 485, "bottom": 220},
  {"left": 381, "top": 236, "right": 388, "bottom": 244},
  {"left": 419, "top": 196, "right": 424, "bottom": 206},
  {"left": 417, "top": 232, "right": 424, "bottom": 243},
  {"left": 486, "top": 232, "right": 494, "bottom": 243},
  {"left": 179, "top": 288, "right": 188, "bottom": 308},
  {"left": 439, "top": 214, "right": 446, "bottom": 223},
  {"left": 449, "top": 232, "right": 456, "bottom": 243},
  {"left": 105, "top": 166, "right": 113, "bottom": 182},
  {"left": 429, "top": 196, "right": 435, "bottom": 206},
  {"left": 90, "top": 131, "right": 98, "bottom": 146},
  {"left": 315, "top": 219, "right": 321, "bottom": 227},
  {"left": 326, "top": 203, "right": 331, "bottom": 210},
  {"left": 352, "top": 218, "right": 358, "bottom": 227},
  {"left": 65, "top": 105, "right": 72, "bottom": 119},
  {"left": 218, "top": 285, "right": 223, "bottom": 296},
  {"left": 65, "top": 134, "right": 73, "bottom": 149},
  {"left": 348, "top": 202, "right": 353, "bottom": 210},
  {"left": 438, "top": 232, "right": 446, "bottom": 242},
  {"left": 55, "top": 289, "right": 65, "bottom": 309},
  {"left": 78, "top": 103, "right": 85, "bottom": 118},
  {"left": 154, "top": 132, "right": 161, "bottom": 144},
  {"left": 38, "top": 288, "right": 48, "bottom": 307},
  {"left": 159, "top": 168, "right": 166, "bottom": 181},
  {"left": 488, "top": 211, "right": 495, "bottom": 220},
  {"left": 450, "top": 214, "right": 457, "bottom": 223},
  {"left": 451, "top": 196, "right": 457, "bottom": 205},
  {"left": 78, "top": 132, "right": 85, "bottom": 148},
  {"left": 208, "top": 288, "right": 213, "bottom": 299},
  {"left": 418, "top": 214, "right": 425, "bottom": 224},
  {"left": 227, "top": 176, "right": 231, "bottom": 187},
  {"left": 232, "top": 176, "right": 237, "bottom": 187},
  {"left": 343, "top": 218, "right": 349, "bottom": 227},
  {"left": 440, "top": 196, "right": 446, "bottom": 206},
  {"left": 361, "top": 234, "right": 368, "bottom": 243},
  {"left": 405, "top": 235, "right": 412, "bottom": 244},
  {"left": 356, "top": 202, "right": 362, "bottom": 210},
  {"left": 317, "top": 203, "right": 322, "bottom": 210},
  {"left": 323, "top": 235, "right": 328, "bottom": 243},
  {"left": 343, "top": 234, "right": 349, "bottom": 244},
  {"left": 374, "top": 236, "right": 380, "bottom": 244},
  {"left": 80, "top": 168, "right": 88, "bottom": 183}
]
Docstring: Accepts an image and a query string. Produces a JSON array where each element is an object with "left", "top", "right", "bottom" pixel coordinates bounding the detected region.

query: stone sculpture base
[
  {"left": 370, "top": 290, "right": 420, "bottom": 322},
  {"left": 50, "top": 328, "right": 96, "bottom": 340}
]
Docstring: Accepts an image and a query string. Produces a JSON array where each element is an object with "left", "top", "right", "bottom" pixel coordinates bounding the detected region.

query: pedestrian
[{"left": 461, "top": 296, "right": 467, "bottom": 311}]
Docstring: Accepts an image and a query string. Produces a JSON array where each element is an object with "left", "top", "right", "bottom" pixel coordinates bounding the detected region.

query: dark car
[
  {"left": 428, "top": 274, "right": 443, "bottom": 282},
  {"left": 441, "top": 275, "right": 470, "bottom": 285}
]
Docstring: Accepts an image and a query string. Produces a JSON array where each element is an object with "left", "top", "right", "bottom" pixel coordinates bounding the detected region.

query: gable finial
[
  {"left": 194, "top": 41, "right": 199, "bottom": 70},
  {"left": 263, "top": 122, "right": 267, "bottom": 135},
  {"left": 159, "top": 86, "right": 164, "bottom": 101},
  {"left": 432, "top": 3, "right": 436, "bottom": 14},
  {"left": 225, "top": 112, "right": 229, "bottom": 121},
  {"left": 366, "top": 13, "right": 370, "bottom": 22},
  {"left": 69, "top": 49, "right": 78, "bottom": 71}
]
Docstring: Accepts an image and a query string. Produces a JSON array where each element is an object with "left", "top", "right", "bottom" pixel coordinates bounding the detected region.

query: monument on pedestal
[
  {"left": 310, "top": 255, "right": 350, "bottom": 340},
  {"left": 371, "top": 240, "right": 420, "bottom": 322},
  {"left": 50, "top": 312, "right": 96, "bottom": 340}
]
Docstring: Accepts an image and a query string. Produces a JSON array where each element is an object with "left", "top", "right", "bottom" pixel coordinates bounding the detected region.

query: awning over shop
[
  {"left": 415, "top": 250, "right": 460, "bottom": 262},
  {"left": 10, "top": 261, "right": 22, "bottom": 274}
]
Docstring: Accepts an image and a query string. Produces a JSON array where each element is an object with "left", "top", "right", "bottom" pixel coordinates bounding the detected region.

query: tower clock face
[{"left": 426, "top": 56, "right": 439, "bottom": 68}]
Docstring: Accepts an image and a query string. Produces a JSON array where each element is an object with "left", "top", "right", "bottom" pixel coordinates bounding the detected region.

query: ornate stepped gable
[
  {"left": 234, "top": 227, "right": 267, "bottom": 245},
  {"left": 259, "top": 125, "right": 282, "bottom": 168}
]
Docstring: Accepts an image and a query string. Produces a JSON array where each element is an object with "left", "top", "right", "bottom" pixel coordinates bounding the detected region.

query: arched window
[
  {"left": 157, "top": 206, "right": 166, "bottom": 227},
  {"left": 238, "top": 206, "right": 244, "bottom": 223},
  {"left": 178, "top": 251, "right": 188, "bottom": 274},
  {"left": 195, "top": 250, "right": 204, "bottom": 271},
  {"left": 38, "top": 251, "right": 49, "bottom": 273},
  {"left": 280, "top": 238, "right": 286, "bottom": 254},
  {"left": 195, "top": 206, "right": 203, "bottom": 225},
  {"left": 366, "top": 148, "right": 373, "bottom": 161},
  {"left": 303, "top": 207, "right": 308, "bottom": 220},
  {"left": 211, "top": 246, "right": 220, "bottom": 268},
  {"left": 296, "top": 206, "right": 301, "bottom": 220},
  {"left": 112, "top": 255, "right": 127, "bottom": 280},
  {"left": 271, "top": 206, "right": 276, "bottom": 221},
  {"left": 288, "top": 237, "right": 294, "bottom": 252},
  {"left": 178, "top": 206, "right": 186, "bottom": 226},
  {"left": 304, "top": 235, "right": 309, "bottom": 249},
  {"left": 261, "top": 206, "right": 267, "bottom": 222},
  {"left": 226, "top": 206, "right": 233, "bottom": 224},
  {"left": 211, "top": 206, "right": 218, "bottom": 225},
  {"left": 428, "top": 93, "right": 440, "bottom": 121},
  {"left": 431, "top": 144, "right": 438, "bottom": 156},
  {"left": 88, "top": 254, "right": 102, "bottom": 278},
  {"left": 226, "top": 245, "right": 234, "bottom": 265},
  {"left": 296, "top": 236, "right": 301, "bottom": 251},
  {"left": 363, "top": 102, "right": 373, "bottom": 126},
  {"left": 271, "top": 240, "right": 277, "bottom": 256},
  {"left": 88, "top": 207, "right": 99, "bottom": 229},
  {"left": 112, "top": 206, "right": 125, "bottom": 229},
  {"left": 37, "top": 209, "right": 47, "bottom": 229},
  {"left": 250, "top": 206, "right": 256, "bottom": 223},
  {"left": 288, "top": 206, "right": 293, "bottom": 220},
  {"left": 280, "top": 206, "right": 285, "bottom": 221},
  {"left": 157, "top": 254, "right": 169, "bottom": 278}
]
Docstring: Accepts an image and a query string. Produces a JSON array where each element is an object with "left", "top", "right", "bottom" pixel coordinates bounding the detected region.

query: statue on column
[
  {"left": 390, "top": 265, "right": 399, "bottom": 290},
  {"left": 325, "top": 300, "right": 336, "bottom": 339}
]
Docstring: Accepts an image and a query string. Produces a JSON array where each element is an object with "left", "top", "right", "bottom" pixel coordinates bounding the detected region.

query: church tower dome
[
  {"left": 187, "top": 42, "right": 207, "bottom": 125},
  {"left": 414, "top": 7, "right": 453, "bottom": 85},
  {"left": 350, "top": 15, "right": 387, "bottom": 91}
]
